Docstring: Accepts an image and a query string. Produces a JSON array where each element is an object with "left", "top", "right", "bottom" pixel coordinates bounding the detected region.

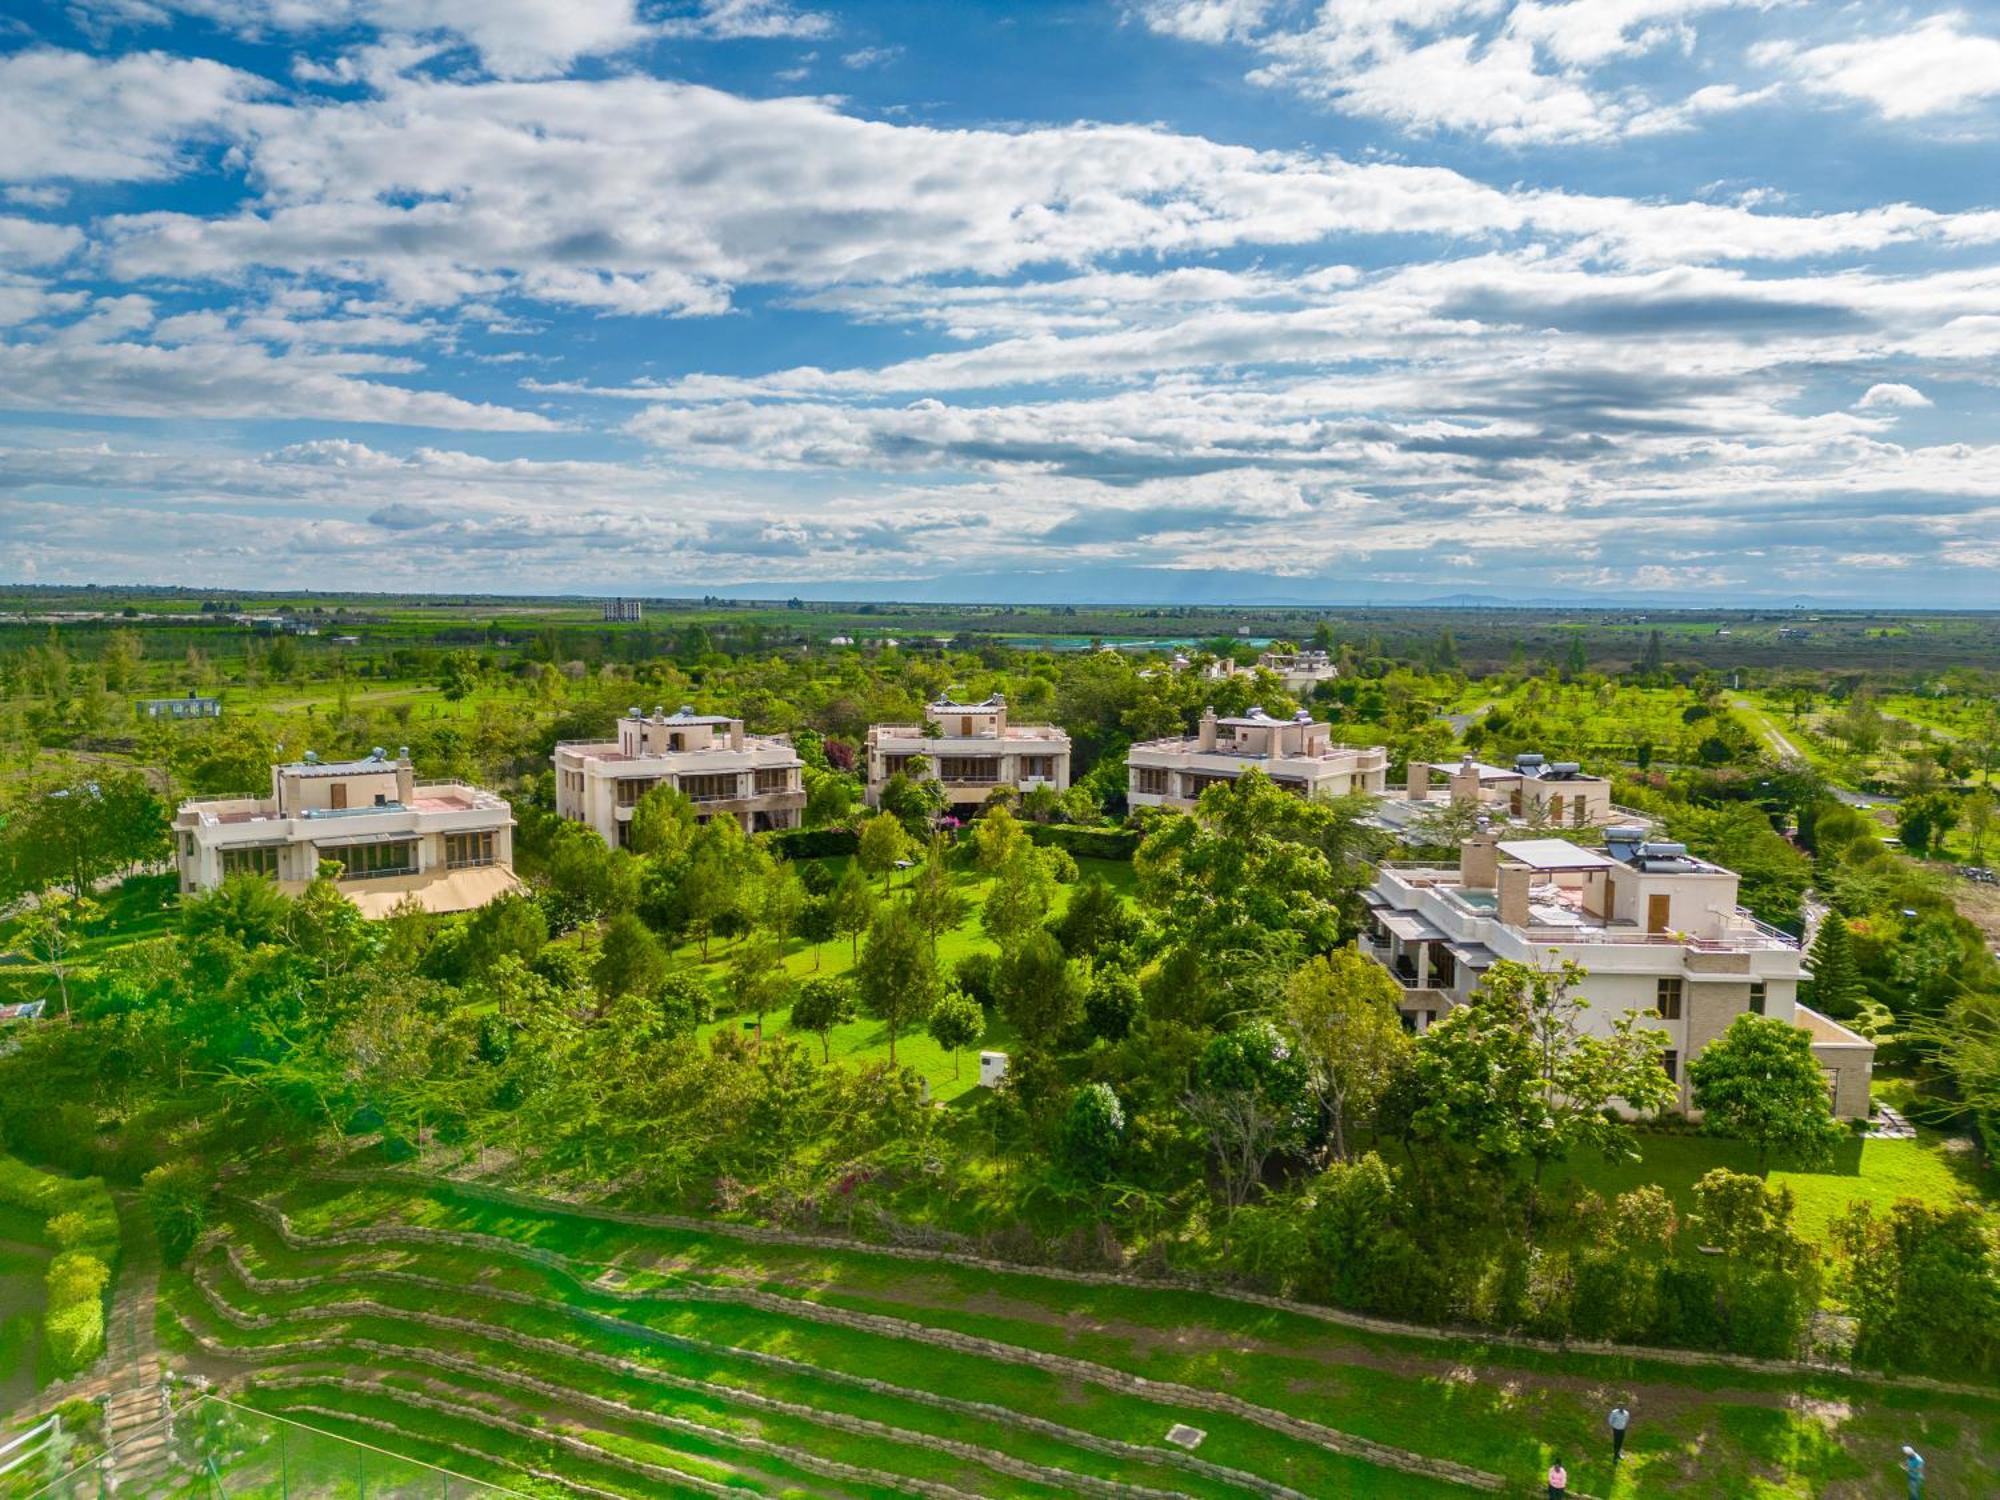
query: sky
[{"left": 3, "top": 1, "right": 2000, "bottom": 606}]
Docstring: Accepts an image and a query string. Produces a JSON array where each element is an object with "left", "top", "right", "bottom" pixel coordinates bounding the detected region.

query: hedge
[
  {"left": 1025, "top": 823, "right": 1140, "bottom": 861},
  {"left": 0, "top": 1154, "right": 120, "bottom": 1375},
  {"left": 766, "top": 827, "right": 861, "bottom": 860}
]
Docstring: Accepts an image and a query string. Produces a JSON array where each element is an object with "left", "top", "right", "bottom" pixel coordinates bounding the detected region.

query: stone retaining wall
[{"left": 239, "top": 1193, "right": 1506, "bottom": 1491}]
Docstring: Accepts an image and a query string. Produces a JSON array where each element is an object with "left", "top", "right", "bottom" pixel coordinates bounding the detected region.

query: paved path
[{"left": 35, "top": 1190, "right": 168, "bottom": 1484}]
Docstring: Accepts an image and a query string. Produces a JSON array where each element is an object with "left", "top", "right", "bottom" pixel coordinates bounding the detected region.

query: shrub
[
  {"left": 43, "top": 1250, "right": 109, "bottom": 1375},
  {"left": 1025, "top": 823, "right": 1140, "bottom": 861},
  {"left": 141, "top": 1159, "right": 214, "bottom": 1268},
  {"left": 768, "top": 827, "right": 860, "bottom": 860}
]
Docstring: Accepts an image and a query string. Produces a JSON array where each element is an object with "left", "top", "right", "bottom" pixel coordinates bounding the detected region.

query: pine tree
[
  {"left": 1638, "top": 629, "right": 1665, "bottom": 680},
  {"left": 1803, "top": 913, "right": 1863, "bottom": 1019}
]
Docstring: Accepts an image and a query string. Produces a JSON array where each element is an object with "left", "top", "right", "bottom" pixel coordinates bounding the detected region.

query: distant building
[
  {"left": 602, "top": 598, "right": 643, "bottom": 622},
  {"left": 174, "top": 749, "right": 519, "bottom": 917},
  {"left": 1256, "top": 649, "right": 1338, "bottom": 695},
  {"left": 1127, "top": 707, "right": 1388, "bottom": 810},
  {"left": 828, "top": 635, "right": 854, "bottom": 646},
  {"left": 865, "top": 695, "right": 1071, "bottom": 813},
  {"left": 554, "top": 706, "right": 805, "bottom": 843},
  {"left": 139, "top": 691, "right": 221, "bottom": 721},
  {"left": 1364, "top": 830, "right": 1872, "bottom": 1117},
  {"left": 1375, "top": 752, "right": 1622, "bottom": 833}
]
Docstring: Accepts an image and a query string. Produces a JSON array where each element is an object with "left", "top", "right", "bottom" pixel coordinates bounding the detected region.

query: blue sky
[{"left": 3, "top": 1, "right": 2000, "bottom": 604}]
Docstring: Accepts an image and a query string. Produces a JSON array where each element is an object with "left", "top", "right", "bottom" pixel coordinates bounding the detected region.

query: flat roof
[{"left": 1497, "top": 838, "right": 1618, "bottom": 871}]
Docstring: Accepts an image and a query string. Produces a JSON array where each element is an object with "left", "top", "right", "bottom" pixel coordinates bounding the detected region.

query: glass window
[
  {"left": 324, "top": 840, "right": 417, "bottom": 879},
  {"left": 1655, "top": 977, "right": 1684, "bottom": 1020},
  {"left": 1749, "top": 981, "right": 1767, "bottom": 1015},
  {"left": 445, "top": 831, "right": 495, "bottom": 869},
  {"left": 1662, "top": 1049, "right": 1679, "bottom": 1082},
  {"left": 220, "top": 845, "right": 280, "bottom": 879}
]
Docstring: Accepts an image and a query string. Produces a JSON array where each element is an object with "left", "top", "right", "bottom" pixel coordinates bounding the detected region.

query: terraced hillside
[{"left": 159, "top": 1173, "right": 1999, "bottom": 1499}]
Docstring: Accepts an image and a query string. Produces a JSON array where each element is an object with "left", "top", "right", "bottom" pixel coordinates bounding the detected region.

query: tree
[
  {"left": 906, "top": 838, "right": 969, "bottom": 954},
  {"left": 682, "top": 816, "right": 757, "bottom": 958},
  {"left": 1082, "top": 965, "right": 1139, "bottom": 1042},
  {"left": 795, "top": 894, "right": 837, "bottom": 969},
  {"left": 1896, "top": 792, "right": 1958, "bottom": 859},
  {"left": 19, "top": 891, "right": 99, "bottom": 1018},
  {"left": 858, "top": 811, "right": 915, "bottom": 894},
  {"left": 971, "top": 804, "right": 1029, "bottom": 872},
  {"left": 878, "top": 765, "right": 946, "bottom": 837},
  {"left": 1050, "top": 874, "right": 1137, "bottom": 958},
  {"left": 140, "top": 1159, "right": 213, "bottom": 1267},
  {"left": 1281, "top": 948, "right": 1412, "bottom": 1162},
  {"left": 994, "top": 930, "right": 1084, "bottom": 1052},
  {"left": 925, "top": 991, "right": 984, "bottom": 1077},
  {"left": 1407, "top": 959, "right": 1673, "bottom": 1190},
  {"left": 981, "top": 845, "right": 1058, "bottom": 946},
  {"left": 1183, "top": 1021, "right": 1312, "bottom": 1208},
  {"left": 627, "top": 783, "right": 697, "bottom": 858},
  {"left": 1053, "top": 1082, "right": 1125, "bottom": 1188},
  {"left": 728, "top": 929, "right": 793, "bottom": 1033},
  {"left": 1688, "top": 1014, "right": 1845, "bottom": 1169},
  {"left": 853, "top": 900, "right": 941, "bottom": 1065},
  {"left": 1833, "top": 1199, "right": 2000, "bottom": 1378},
  {"left": 593, "top": 912, "right": 667, "bottom": 1002},
  {"left": 1802, "top": 913, "right": 1863, "bottom": 1019},
  {"left": 791, "top": 976, "right": 857, "bottom": 1062},
  {"left": 828, "top": 863, "right": 877, "bottom": 960},
  {"left": 544, "top": 824, "right": 639, "bottom": 939}
]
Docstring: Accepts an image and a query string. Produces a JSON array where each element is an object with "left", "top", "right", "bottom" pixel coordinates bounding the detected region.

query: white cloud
[
  {"left": 0, "top": 49, "right": 266, "bottom": 183},
  {"left": 1762, "top": 14, "right": 2000, "bottom": 122},
  {"left": 1856, "top": 382, "right": 1932, "bottom": 409},
  {"left": 658, "top": 1, "right": 833, "bottom": 42},
  {"left": 1138, "top": 0, "right": 1768, "bottom": 144}
]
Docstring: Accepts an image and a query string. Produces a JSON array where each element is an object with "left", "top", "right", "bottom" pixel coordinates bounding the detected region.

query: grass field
[{"left": 160, "top": 1171, "right": 2000, "bottom": 1500}]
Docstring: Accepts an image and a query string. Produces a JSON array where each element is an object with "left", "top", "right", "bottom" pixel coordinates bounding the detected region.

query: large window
[
  {"left": 323, "top": 840, "right": 417, "bottom": 880},
  {"left": 1655, "top": 977, "right": 1684, "bottom": 1021},
  {"left": 680, "top": 773, "right": 740, "bottom": 802},
  {"left": 445, "top": 831, "right": 495, "bottom": 869},
  {"left": 220, "top": 845, "right": 280, "bottom": 879},
  {"left": 937, "top": 756, "right": 999, "bottom": 783},
  {"left": 754, "top": 768, "right": 792, "bottom": 794},
  {"left": 1132, "top": 766, "right": 1170, "bottom": 796},
  {"left": 1749, "top": 980, "right": 1767, "bottom": 1015},
  {"left": 613, "top": 777, "right": 654, "bottom": 807},
  {"left": 1662, "top": 1049, "right": 1679, "bottom": 1082}
]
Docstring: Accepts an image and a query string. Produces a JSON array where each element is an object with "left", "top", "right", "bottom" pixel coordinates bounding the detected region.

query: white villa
[
  {"left": 1363, "top": 829, "right": 1873, "bottom": 1118},
  {"left": 1126, "top": 707, "right": 1389, "bottom": 810},
  {"left": 864, "top": 695, "right": 1071, "bottom": 813},
  {"left": 1374, "top": 752, "right": 1622, "bottom": 833},
  {"left": 174, "top": 749, "right": 519, "bottom": 917},
  {"left": 554, "top": 707, "right": 806, "bottom": 844}
]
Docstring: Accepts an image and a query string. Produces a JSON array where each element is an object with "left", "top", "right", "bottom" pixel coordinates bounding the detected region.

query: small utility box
[
  {"left": 1165, "top": 1424, "right": 1206, "bottom": 1450},
  {"left": 978, "top": 1051, "right": 1009, "bottom": 1088}
]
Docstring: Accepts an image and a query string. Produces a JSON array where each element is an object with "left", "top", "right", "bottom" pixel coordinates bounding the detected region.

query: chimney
[
  {"left": 1450, "top": 754, "right": 1482, "bottom": 804},
  {"left": 1460, "top": 831, "right": 1498, "bottom": 890},
  {"left": 1196, "top": 707, "right": 1217, "bottom": 752},
  {"left": 730, "top": 719, "right": 745, "bottom": 751},
  {"left": 1407, "top": 759, "right": 1430, "bottom": 800},
  {"left": 1497, "top": 862, "right": 1532, "bottom": 928},
  {"left": 394, "top": 752, "right": 415, "bottom": 806}
]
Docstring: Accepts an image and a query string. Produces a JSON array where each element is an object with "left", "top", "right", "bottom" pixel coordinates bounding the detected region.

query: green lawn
[
  {"left": 1546, "top": 1127, "right": 1993, "bottom": 1245},
  {"left": 679, "top": 854, "right": 1137, "bottom": 1102}
]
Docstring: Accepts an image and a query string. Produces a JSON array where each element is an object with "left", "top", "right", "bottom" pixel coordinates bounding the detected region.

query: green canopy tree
[
  {"left": 626, "top": 783, "right": 697, "bottom": 858},
  {"left": 858, "top": 811, "right": 915, "bottom": 894},
  {"left": 980, "top": 845, "right": 1058, "bottom": 946},
  {"left": 828, "top": 863, "right": 878, "bottom": 960},
  {"left": 1688, "top": 1014, "right": 1845, "bottom": 1169},
  {"left": 1281, "top": 947, "right": 1412, "bottom": 1162},
  {"left": 790, "top": 976, "right": 857, "bottom": 1062},
  {"left": 1802, "top": 913, "right": 1863, "bottom": 1019},
  {"left": 994, "top": 930, "right": 1084, "bottom": 1052},
  {"left": 925, "top": 991, "right": 984, "bottom": 1077}
]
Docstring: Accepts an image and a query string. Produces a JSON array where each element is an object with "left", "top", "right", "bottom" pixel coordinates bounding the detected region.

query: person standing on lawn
[
  {"left": 1608, "top": 1404, "right": 1630, "bottom": 1465},
  {"left": 1546, "top": 1457, "right": 1568, "bottom": 1499},
  {"left": 1902, "top": 1445, "right": 1924, "bottom": 1499}
]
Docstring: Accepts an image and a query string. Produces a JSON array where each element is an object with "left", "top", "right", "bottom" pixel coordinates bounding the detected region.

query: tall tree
[
  {"left": 1281, "top": 948, "right": 1412, "bottom": 1162},
  {"left": 980, "top": 845, "right": 1057, "bottom": 946},
  {"left": 858, "top": 811, "right": 915, "bottom": 894},
  {"left": 906, "top": 837, "right": 969, "bottom": 955},
  {"left": 853, "top": 900, "right": 941, "bottom": 1065},
  {"left": 1802, "top": 913, "right": 1863, "bottom": 1019},
  {"left": 993, "top": 930, "right": 1084, "bottom": 1052},
  {"left": 925, "top": 992, "right": 984, "bottom": 1078},
  {"left": 1183, "top": 1021, "right": 1312, "bottom": 1209},
  {"left": 790, "top": 977, "right": 856, "bottom": 1063},
  {"left": 828, "top": 863, "right": 878, "bottom": 960}
]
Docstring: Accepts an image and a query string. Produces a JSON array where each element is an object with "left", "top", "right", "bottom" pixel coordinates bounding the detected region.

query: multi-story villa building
[
  {"left": 602, "top": 598, "right": 643, "bottom": 622},
  {"left": 554, "top": 707, "right": 805, "bottom": 844},
  {"left": 1375, "top": 752, "right": 1621, "bottom": 833},
  {"left": 1363, "top": 829, "right": 1873, "bottom": 1117},
  {"left": 173, "top": 749, "right": 519, "bottom": 917},
  {"left": 864, "top": 695, "right": 1070, "bottom": 813},
  {"left": 1126, "top": 707, "right": 1389, "bottom": 810},
  {"left": 1257, "top": 649, "right": 1338, "bottom": 696}
]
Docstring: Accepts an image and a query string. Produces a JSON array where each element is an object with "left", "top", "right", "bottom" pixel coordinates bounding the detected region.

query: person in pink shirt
[{"left": 1546, "top": 1458, "right": 1569, "bottom": 1498}]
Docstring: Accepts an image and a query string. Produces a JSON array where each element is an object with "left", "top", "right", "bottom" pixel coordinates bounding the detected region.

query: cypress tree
[{"left": 1803, "top": 913, "right": 1863, "bottom": 1019}]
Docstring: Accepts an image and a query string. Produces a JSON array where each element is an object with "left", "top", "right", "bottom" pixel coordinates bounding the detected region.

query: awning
[
  {"left": 1378, "top": 909, "right": 1448, "bottom": 943},
  {"left": 1447, "top": 942, "right": 1496, "bottom": 967},
  {"left": 311, "top": 830, "right": 419, "bottom": 849},
  {"left": 1497, "top": 838, "right": 1616, "bottom": 870},
  {"left": 214, "top": 834, "right": 290, "bottom": 850}
]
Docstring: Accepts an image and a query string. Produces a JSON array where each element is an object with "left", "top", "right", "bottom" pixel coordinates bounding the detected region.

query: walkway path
[{"left": 35, "top": 1190, "right": 168, "bottom": 1485}]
